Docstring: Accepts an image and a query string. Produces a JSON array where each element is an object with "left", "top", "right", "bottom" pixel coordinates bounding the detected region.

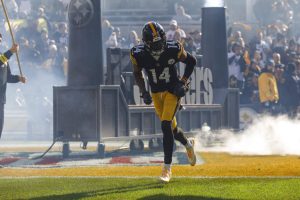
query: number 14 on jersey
[{"left": 149, "top": 68, "right": 170, "bottom": 84}]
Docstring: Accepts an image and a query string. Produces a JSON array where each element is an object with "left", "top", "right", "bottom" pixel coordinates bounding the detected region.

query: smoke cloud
[{"left": 195, "top": 115, "right": 300, "bottom": 155}]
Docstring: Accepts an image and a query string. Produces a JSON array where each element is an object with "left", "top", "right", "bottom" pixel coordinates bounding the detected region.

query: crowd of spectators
[
  {"left": 228, "top": 0, "right": 300, "bottom": 118},
  {"left": 0, "top": 1, "right": 68, "bottom": 84}
]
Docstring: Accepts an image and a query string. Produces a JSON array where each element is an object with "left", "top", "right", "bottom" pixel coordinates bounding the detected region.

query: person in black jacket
[
  {"left": 0, "top": 33, "right": 26, "bottom": 139},
  {"left": 283, "top": 63, "right": 300, "bottom": 118},
  {"left": 228, "top": 42, "right": 247, "bottom": 90}
]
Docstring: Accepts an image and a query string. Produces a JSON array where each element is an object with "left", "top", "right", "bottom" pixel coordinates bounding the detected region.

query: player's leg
[
  {"left": 153, "top": 92, "right": 173, "bottom": 166},
  {"left": 160, "top": 119, "right": 173, "bottom": 182},
  {"left": 161, "top": 92, "right": 179, "bottom": 163},
  {"left": 152, "top": 92, "right": 164, "bottom": 120},
  {"left": 164, "top": 93, "right": 196, "bottom": 166},
  {"left": 156, "top": 92, "right": 179, "bottom": 182},
  {"left": 167, "top": 96, "right": 190, "bottom": 146},
  {"left": 172, "top": 119, "right": 188, "bottom": 145},
  {"left": 174, "top": 125, "right": 196, "bottom": 166},
  {"left": 172, "top": 118, "right": 196, "bottom": 166}
]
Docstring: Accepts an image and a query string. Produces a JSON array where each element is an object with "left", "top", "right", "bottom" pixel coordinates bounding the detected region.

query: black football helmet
[{"left": 142, "top": 21, "right": 166, "bottom": 57}]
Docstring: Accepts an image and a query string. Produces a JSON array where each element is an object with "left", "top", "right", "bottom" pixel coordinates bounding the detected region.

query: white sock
[
  {"left": 185, "top": 139, "right": 192, "bottom": 148},
  {"left": 164, "top": 164, "right": 171, "bottom": 170}
]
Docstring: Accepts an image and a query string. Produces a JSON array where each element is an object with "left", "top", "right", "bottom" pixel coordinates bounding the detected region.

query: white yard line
[{"left": 1, "top": 176, "right": 300, "bottom": 179}]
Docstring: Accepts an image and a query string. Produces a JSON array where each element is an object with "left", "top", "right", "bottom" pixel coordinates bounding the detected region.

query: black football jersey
[{"left": 130, "top": 41, "right": 186, "bottom": 93}]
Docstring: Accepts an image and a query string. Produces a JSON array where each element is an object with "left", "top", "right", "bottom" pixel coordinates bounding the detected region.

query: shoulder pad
[
  {"left": 130, "top": 45, "right": 145, "bottom": 66},
  {"left": 131, "top": 45, "right": 145, "bottom": 56},
  {"left": 165, "top": 41, "right": 186, "bottom": 59}
]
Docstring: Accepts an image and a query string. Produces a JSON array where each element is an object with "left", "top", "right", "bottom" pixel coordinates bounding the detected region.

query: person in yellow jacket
[{"left": 258, "top": 60, "right": 279, "bottom": 114}]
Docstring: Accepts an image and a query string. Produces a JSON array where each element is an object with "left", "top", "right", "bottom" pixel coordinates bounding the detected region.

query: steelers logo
[
  {"left": 168, "top": 59, "right": 175, "bottom": 65},
  {"left": 68, "top": 0, "right": 94, "bottom": 28}
]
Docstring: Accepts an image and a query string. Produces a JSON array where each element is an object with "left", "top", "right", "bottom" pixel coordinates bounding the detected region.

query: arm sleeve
[
  {"left": 179, "top": 52, "right": 197, "bottom": 81},
  {"left": 7, "top": 63, "right": 20, "bottom": 83},
  {"left": 228, "top": 54, "right": 236, "bottom": 64},
  {"left": 239, "top": 56, "right": 247, "bottom": 73},
  {"left": 130, "top": 50, "right": 146, "bottom": 93}
]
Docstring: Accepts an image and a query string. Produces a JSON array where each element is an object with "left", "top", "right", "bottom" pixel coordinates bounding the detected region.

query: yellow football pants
[{"left": 151, "top": 91, "right": 180, "bottom": 130}]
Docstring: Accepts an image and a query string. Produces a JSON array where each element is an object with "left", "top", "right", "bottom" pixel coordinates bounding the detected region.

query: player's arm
[
  {"left": 130, "top": 51, "right": 152, "bottom": 105},
  {"left": 133, "top": 64, "right": 147, "bottom": 94},
  {"left": 177, "top": 44, "right": 197, "bottom": 83},
  {"left": 130, "top": 52, "right": 146, "bottom": 94}
]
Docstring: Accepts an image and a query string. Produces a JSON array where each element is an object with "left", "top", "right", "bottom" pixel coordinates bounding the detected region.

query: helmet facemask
[
  {"left": 148, "top": 38, "right": 166, "bottom": 56},
  {"left": 145, "top": 36, "right": 166, "bottom": 57}
]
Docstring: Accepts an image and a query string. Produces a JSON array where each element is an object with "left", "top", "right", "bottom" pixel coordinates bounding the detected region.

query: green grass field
[{"left": 1, "top": 177, "right": 300, "bottom": 200}]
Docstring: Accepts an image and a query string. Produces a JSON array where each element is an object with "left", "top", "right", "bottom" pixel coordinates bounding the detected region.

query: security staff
[{"left": 0, "top": 33, "right": 26, "bottom": 138}]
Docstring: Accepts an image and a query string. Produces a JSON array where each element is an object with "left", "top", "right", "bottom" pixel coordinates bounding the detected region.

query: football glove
[
  {"left": 141, "top": 91, "right": 152, "bottom": 105},
  {"left": 173, "top": 80, "right": 189, "bottom": 98}
]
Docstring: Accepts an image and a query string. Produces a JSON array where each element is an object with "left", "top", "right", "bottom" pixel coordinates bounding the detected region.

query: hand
[
  {"left": 10, "top": 44, "right": 19, "bottom": 53},
  {"left": 141, "top": 91, "right": 152, "bottom": 105},
  {"left": 173, "top": 79, "right": 189, "bottom": 98},
  {"left": 18, "top": 76, "right": 26, "bottom": 83}
]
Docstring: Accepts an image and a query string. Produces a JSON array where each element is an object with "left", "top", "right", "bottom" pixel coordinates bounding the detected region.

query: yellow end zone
[{"left": 1, "top": 152, "right": 300, "bottom": 177}]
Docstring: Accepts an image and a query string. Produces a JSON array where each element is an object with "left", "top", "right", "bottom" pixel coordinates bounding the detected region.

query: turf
[{"left": 0, "top": 177, "right": 300, "bottom": 200}]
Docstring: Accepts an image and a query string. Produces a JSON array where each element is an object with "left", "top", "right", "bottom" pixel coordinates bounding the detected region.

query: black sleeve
[
  {"left": 239, "top": 56, "right": 247, "bottom": 72},
  {"left": 130, "top": 48, "right": 146, "bottom": 93},
  {"left": 228, "top": 54, "right": 236, "bottom": 64},
  {"left": 7, "top": 64, "right": 19, "bottom": 83},
  {"left": 181, "top": 52, "right": 196, "bottom": 80}
]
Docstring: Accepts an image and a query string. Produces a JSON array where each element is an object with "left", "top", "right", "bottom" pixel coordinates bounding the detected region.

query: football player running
[{"left": 130, "top": 21, "right": 197, "bottom": 182}]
